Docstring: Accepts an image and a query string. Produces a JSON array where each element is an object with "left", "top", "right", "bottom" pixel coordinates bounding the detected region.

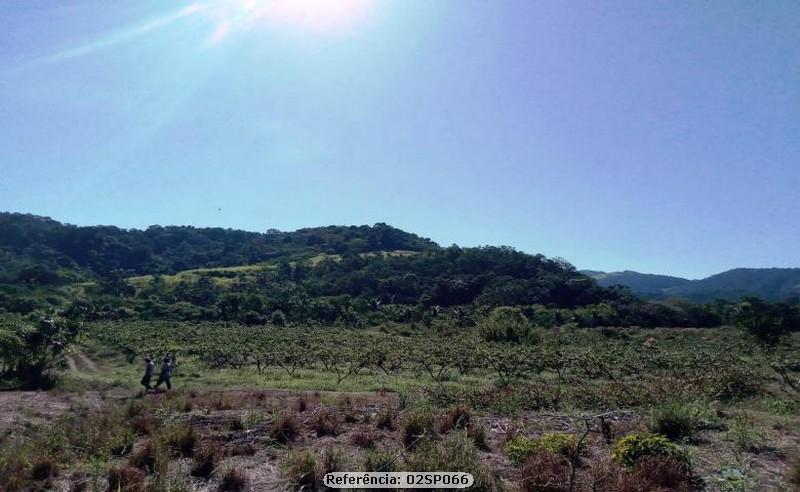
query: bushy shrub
[
  {"left": 478, "top": 307, "right": 535, "bottom": 343},
  {"left": 0, "top": 317, "right": 82, "bottom": 389},
  {"left": 503, "top": 433, "right": 577, "bottom": 465},
  {"left": 726, "top": 413, "right": 762, "bottom": 452},
  {"left": 611, "top": 433, "right": 689, "bottom": 469},
  {"left": 649, "top": 402, "right": 697, "bottom": 441}
]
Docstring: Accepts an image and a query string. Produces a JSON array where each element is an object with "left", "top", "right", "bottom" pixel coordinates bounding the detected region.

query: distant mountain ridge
[{"left": 582, "top": 268, "right": 800, "bottom": 301}]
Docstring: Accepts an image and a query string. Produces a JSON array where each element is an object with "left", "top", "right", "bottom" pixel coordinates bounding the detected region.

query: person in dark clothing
[
  {"left": 154, "top": 357, "right": 173, "bottom": 390},
  {"left": 140, "top": 356, "right": 155, "bottom": 391}
]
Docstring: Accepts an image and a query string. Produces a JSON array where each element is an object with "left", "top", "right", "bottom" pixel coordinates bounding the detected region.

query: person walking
[
  {"left": 154, "top": 356, "right": 173, "bottom": 390},
  {"left": 140, "top": 356, "right": 155, "bottom": 392}
]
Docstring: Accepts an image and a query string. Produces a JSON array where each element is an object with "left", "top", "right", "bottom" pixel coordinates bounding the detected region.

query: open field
[{"left": 1, "top": 323, "right": 799, "bottom": 491}]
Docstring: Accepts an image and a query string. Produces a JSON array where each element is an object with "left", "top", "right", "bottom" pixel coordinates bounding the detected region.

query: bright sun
[{"left": 200, "top": 0, "right": 376, "bottom": 42}]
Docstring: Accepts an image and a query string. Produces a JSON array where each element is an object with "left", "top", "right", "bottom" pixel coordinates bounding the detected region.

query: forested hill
[
  {"left": 0, "top": 212, "right": 777, "bottom": 328},
  {"left": 581, "top": 270, "right": 691, "bottom": 295},
  {"left": 0, "top": 212, "right": 438, "bottom": 280},
  {"left": 584, "top": 268, "right": 800, "bottom": 301}
]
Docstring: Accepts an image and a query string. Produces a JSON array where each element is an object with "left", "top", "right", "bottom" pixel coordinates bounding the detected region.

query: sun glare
[{"left": 201, "top": 0, "right": 376, "bottom": 42}]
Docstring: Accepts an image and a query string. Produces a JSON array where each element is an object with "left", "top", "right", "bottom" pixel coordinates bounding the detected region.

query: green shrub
[
  {"left": 726, "top": 413, "right": 762, "bottom": 452},
  {"left": 649, "top": 402, "right": 696, "bottom": 441},
  {"left": 478, "top": 307, "right": 535, "bottom": 343},
  {"left": 711, "top": 463, "right": 756, "bottom": 492},
  {"left": 503, "top": 433, "right": 577, "bottom": 465},
  {"left": 611, "top": 433, "right": 689, "bottom": 469},
  {"left": 764, "top": 398, "right": 796, "bottom": 416},
  {"left": 107, "top": 425, "right": 137, "bottom": 456}
]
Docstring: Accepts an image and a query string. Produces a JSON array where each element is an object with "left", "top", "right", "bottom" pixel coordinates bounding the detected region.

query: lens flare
[{"left": 203, "top": 0, "right": 376, "bottom": 42}]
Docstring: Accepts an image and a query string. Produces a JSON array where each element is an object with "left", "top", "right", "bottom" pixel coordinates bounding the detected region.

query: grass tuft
[
  {"left": 271, "top": 412, "right": 299, "bottom": 443},
  {"left": 440, "top": 405, "right": 472, "bottom": 433},
  {"left": 218, "top": 467, "right": 248, "bottom": 492},
  {"left": 518, "top": 451, "right": 569, "bottom": 492},
  {"left": 402, "top": 411, "right": 436, "bottom": 449},
  {"left": 107, "top": 465, "right": 146, "bottom": 492},
  {"left": 191, "top": 441, "right": 220, "bottom": 480}
]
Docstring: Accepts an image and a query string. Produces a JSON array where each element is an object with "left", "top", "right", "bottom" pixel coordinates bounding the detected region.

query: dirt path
[
  {"left": 66, "top": 354, "right": 78, "bottom": 373},
  {"left": 74, "top": 352, "right": 98, "bottom": 372},
  {"left": 66, "top": 352, "right": 98, "bottom": 374}
]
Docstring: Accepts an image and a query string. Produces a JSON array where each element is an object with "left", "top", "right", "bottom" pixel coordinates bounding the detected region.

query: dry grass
[
  {"left": 375, "top": 409, "right": 394, "bottom": 431},
  {"left": 128, "top": 440, "right": 162, "bottom": 473},
  {"left": 162, "top": 424, "right": 197, "bottom": 457},
  {"left": 270, "top": 412, "right": 299, "bottom": 443},
  {"left": 284, "top": 451, "right": 318, "bottom": 490},
  {"left": 518, "top": 451, "right": 570, "bottom": 492},
  {"left": 402, "top": 411, "right": 435, "bottom": 448},
  {"left": 440, "top": 405, "right": 472, "bottom": 433},
  {"left": 217, "top": 467, "right": 248, "bottom": 492},
  {"left": 313, "top": 409, "right": 339, "bottom": 437},
  {"left": 2, "top": 386, "right": 798, "bottom": 491},
  {"left": 350, "top": 429, "right": 379, "bottom": 448},
  {"left": 30, "top": 458, "right": 59, "bottom": 481},
  {"left": 633, "top": 456, "right": 695, "bottom": 491},
  {"left": 106, "top": 465, "right": 146, "bottom": 492},
  {"left": 191, "top": 440, "right": 220, "bottom": 479}
]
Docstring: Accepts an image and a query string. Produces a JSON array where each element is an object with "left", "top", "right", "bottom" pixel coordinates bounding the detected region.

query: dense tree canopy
[{"left": 1, "top": 212, "right": 797, "bottom": 333}]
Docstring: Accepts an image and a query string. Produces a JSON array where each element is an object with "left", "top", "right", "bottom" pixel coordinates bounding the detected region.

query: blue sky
[{"left": 1, "top": 0, "right": 798, "bottom": 279}]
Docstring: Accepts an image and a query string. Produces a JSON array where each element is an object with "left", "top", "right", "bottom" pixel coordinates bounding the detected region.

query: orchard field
[{"left": 1, "top": 318, "right": 799, "bottom": 491}]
